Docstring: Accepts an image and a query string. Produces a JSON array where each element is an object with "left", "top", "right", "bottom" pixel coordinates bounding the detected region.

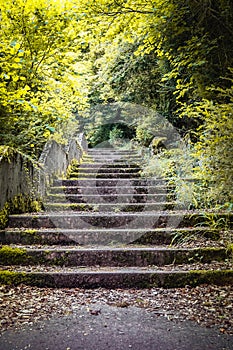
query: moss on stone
[
  {"left": 66, "top": 159, "right": 81, "bottom": 179},
  {"left": 227, "top": 244, "right": 233, "bottom": 260},
  {"left": 0, "top": 194, "right": 42, "bottom": 229},
  {"left": 0, "top": 246, "right": 29, "bottom": 265},
  {"left": 0, "top": 270, "right": 29, "bottom": 285},
  {"left": 22, "top": 229, "right": 37, "bottom": 234}
]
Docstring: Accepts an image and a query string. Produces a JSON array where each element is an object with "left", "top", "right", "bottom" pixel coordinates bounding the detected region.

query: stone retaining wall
[{"left": 0, "top": 135, "right": 87, "bottom": 211}]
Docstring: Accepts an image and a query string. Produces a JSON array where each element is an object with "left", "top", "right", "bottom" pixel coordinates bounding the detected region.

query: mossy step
[
  {"left": 46, "top": 193, "right": 170, "bottom": 203},
  {"left": 82, "top": 158, "right": 142, "bottom": 163},
  {"left": 0, "top": 245, "right": 228, "bottom": 267},
  {"left": 53, "top": 178, "right": 168, "bottom": 187},
  {"left": 87, "top": 150, "right": 139, "bottom": 154},
  {"left": 83, "top": 152, "right": 140, "bottom": 157},
  {"left": 71, "top": 168, "right": 141, "bottom": 174},
  {"left": 0, "top": 227, "right": 221, "bottom": 245},
  {"left": 49, "top": 185, "right": 169, "bottom": 195},
  {"left": 0, "top": 268, "right": 232, "bottom": 288},
  {"left": 44, "top": 202, "right": 177, "bottom": 212},
  {"left": 73, "top": 169, "right": 141, "bottom": 175},
  {"left": 76, "top": 164, "right": 141, "bottom": 169},
  {"left": 68, "top": 172, "right": 141, "bottom": 179},
  {"left": 7, "top": 211, "right": 233, "bottom": 230},
  {"left": 84, "top": 155, "right": 140, "bottom": 159}
]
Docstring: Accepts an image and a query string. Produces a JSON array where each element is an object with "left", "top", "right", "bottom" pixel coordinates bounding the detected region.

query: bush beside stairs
[{"left": 0, "top": 148, "right": 233, "bottom": 288}]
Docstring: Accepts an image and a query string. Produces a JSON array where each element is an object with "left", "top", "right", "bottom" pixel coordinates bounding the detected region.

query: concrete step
[
  {"left": 68, "top": 172, "right": 141, "bottom": 179},
  {"left": 49, "top": 185, "right": 169, "bottom": 195},
  {"left": 82, "top": 157, "right": 142, "bottom": 163},
  {"left": 0, "top": 227, "right": 221, "bottom": 246},
  {"left": 7, "top": 212, "right": 233, "bottom": 230},
  {"left": 44, "top": 202, "right": 177, "bottom": 212},
  {"left": 0, "top": 267, "right": 232, "bottom": 288},
  {"left": 53, "top": 178, "right": 168, "bottom": 187},
  {"left": 73, "top": 167, "right": 141, "bottom": 173},
  {"left": 0, "top": 245, "right": 228, "bottom": 267},
  {"left": 46, "top": 193, "right": 170, "bottom": 203},
  {"left": 88, "top": 149, "right": 139, "bottom": 153},
  {"left": 86, "top": 153, "right": 139, "bottom": 156},
  {"left": 77, "top": 164, "right": 141, "bottom": 169}
]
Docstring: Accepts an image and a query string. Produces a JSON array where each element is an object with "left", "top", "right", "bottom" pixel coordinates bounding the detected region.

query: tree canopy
[{"left": 0, "top": 0, "right": 232, "bottom": 205}]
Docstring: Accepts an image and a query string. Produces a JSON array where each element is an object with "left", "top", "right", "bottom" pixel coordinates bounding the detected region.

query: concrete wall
[{"left": 0, "top": 134, "right": 87, "bottom": 210}]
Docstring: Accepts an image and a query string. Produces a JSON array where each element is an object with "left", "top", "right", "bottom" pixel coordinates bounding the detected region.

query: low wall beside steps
[{"left": 0, "top": 134, "right": 87, "bottom": 218}]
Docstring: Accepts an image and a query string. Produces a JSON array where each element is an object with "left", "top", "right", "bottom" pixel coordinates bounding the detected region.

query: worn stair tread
[
  {"left": 0, "top": 266, "right": 232, "bottom": 288},
  {"left": 60, "top": 179, "right": 165, "bottom": 184},
  {"left": 43, "top": 202, "right": 178, "bottom": 211},
  {"left": 2, "top": 226, "right": 222, "bottom": 234},
  {"left": 82, "top": 159, "right": 142, "bottom": 163},
  {"left": 49, "top": 185, "right": 169, "bottom": 193},
  {"left": 75, "top": 167, "right": 141, "bottom": 171},
  {"left": 46, "top": 193, "right": 169, "bottom": 199},
  {"left": 1, "top": 262, "right": 233, "bottom": 273},
  {"left": 8, "top": 210, "right": 233, "bottom": 217},
  {"left": 1, "top": 244, "right": 227, "bottom": 252},
  {"left": 59, "top": 177, "right": 163, "bottom": 181},
  {"left": 76, "top": 166, "right": 141, "bottom": 170},
  {"left": 68, "top": 173, "right": 141, "bottom": 178},
  {"left": 79, "top": 162, "right": 141, "bottom": 166},
  {"left": 0, "top": 244, "right": 228, "bottom": 268},
  {"left": 0, "top": 227, "right": 221, "bottom": 246}
]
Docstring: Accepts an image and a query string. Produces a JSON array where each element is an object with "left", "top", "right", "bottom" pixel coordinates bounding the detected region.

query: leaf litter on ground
[{"left": 0, "top": 284, "right": 232, "bottom": 335}]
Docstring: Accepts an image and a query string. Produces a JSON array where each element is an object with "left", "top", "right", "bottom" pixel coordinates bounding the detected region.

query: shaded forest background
[{"left": 0, "top": 0, "right": 232, "bottom": 208}]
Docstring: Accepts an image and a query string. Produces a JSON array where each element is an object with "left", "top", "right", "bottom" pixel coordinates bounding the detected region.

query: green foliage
[
  {"left": 0, "top": 0, "right": 88, "bottom": 158},
  {"left": 143, "top": 143, "right": 197, "bottom": 208},
  {"left": 81, "top": 0, "right": 232, "bottom": 208},
  {"left": 183, "top": 79, "right": 233, "bottom": 206},
  {"left": 87, "top": 122, "right": 135, "bottom": 148},
  {"left": 0, "top": 0, "right": 232, "bottom": 208}
]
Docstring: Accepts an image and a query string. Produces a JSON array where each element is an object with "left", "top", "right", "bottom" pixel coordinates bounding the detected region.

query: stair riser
[
  {"left": 1, "top": 270, "right": 232, "bottom": 288},
  {"left": 87, "top": 150, "right": 139, "bottom": 154},
  {"left": 0, "top": 231, "right": 78, "bottom": 245},
  {"left": 50, "top": 186, "right": 169, "bottom": 195},
  {"left": 69, "top": 173, "right": 141, "bottom": 179},
  {"left": 77, "top": 164, "right": 141, "bottom": 169},
  {"left": 73, "top": 167, "right": 141, "bottom": 173},
  {"left": 44, "top": 203, "right": 176, "bottom": 212},
  {"left": 0, "top": 248, "right": 227, "bottom": 267},
  {"left": 82, "top": 157, "right": 142, "bottom": 162},
  {"left": 0, "top": 229, "right": 220, "bottom": 246},
  {"left": 7, "top": 213, "right": 233, "bottom": 230},
  {"left": 46, "top": 194, "right": 170, "bottom": 203},
  {"left": 53, "top": 179, "right": 168, "bottom": 187}
]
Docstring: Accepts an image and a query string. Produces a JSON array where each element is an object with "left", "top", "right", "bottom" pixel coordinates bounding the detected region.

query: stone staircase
[{"left": 0, "top": 148, "right": 232, "bottom": 288}]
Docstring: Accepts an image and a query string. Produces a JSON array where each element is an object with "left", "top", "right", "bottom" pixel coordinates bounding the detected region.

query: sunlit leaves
[{"left": 0, "top": 0, "right": 88, "bottom": 157}]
